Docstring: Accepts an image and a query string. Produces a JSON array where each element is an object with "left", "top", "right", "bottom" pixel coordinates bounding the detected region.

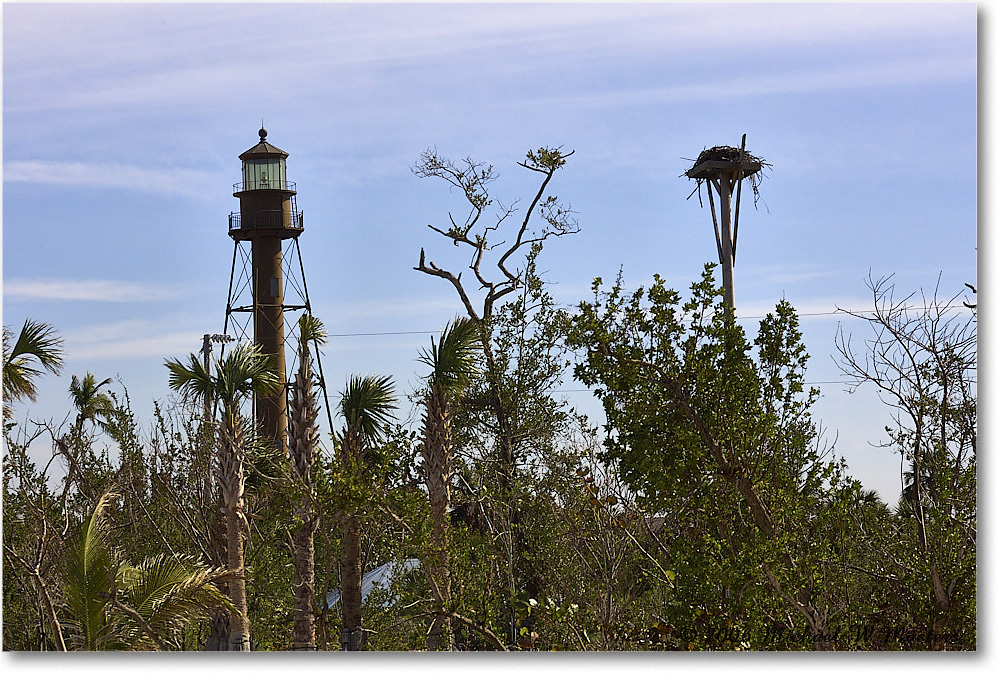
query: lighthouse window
[{"left": 243, "top": 158, "right": 286, "bottom": 190}]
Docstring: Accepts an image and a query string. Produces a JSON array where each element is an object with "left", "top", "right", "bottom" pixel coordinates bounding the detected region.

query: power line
[
  {"left": 742, "top": 303, "right": 970, "bottom": 320},
  {"left": 327, "top": 330, "right": 435, "bottom": 338},
  {"left": 320, "top": 303, "right": 972, "bottom": 340},
  {"left": 554, "top": 380, "right": 854, "bottom": 394}
]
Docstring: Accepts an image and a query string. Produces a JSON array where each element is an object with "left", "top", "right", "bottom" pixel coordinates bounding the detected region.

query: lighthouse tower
[{"left": 224, "top": 128, "right": 306, "bottom": 453}]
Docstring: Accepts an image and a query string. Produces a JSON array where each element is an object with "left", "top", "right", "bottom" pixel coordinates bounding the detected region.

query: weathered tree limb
[
  {"left": 415, "top": 248, "right": 481, "bottom": 323},
  {"left": 3, "top": 541, "right": 67, "bottom": 651},
  {"left": 437, "top": 610, "right": 508, "bottom": 651}
]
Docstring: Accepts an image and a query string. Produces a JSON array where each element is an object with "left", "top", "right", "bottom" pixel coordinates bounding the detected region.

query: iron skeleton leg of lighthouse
[{"left": 225, "top": 128, "right": 328, "bottom": 453}]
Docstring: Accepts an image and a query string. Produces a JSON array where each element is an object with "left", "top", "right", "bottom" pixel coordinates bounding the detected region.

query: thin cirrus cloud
[
  {"left": 3, "top": 278, "right": 186, "bottom": 303},
  {"left": 3, "top": 160, "right": 218, "bottom": 198},
  {"left": 68, "top": 331, "right": 205, "bottom": 362},
  {"left": 527, "top": 55, "right": 974, "bottom": 112},
  {"left": 67, "top": 331, "right": 202, "bottom": 361},
  {"left": 2, "top": 4, "right": 972, "bottom": 116},
  {"left": 59, "top": 317, "right": 213, "bottom": 361}
]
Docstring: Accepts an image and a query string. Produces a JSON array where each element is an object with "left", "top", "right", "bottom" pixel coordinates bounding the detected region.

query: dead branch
[
  {"left": 413, "top": 147, "right": 577, "bottom": 325},
  {"left": 3, "top": 542, "right": 67, "bottom": 651}
]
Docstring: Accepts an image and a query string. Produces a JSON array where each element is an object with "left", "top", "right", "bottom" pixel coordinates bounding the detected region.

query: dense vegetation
[{"left": 2, "top": 149, "right": 976, "bottom": 651}]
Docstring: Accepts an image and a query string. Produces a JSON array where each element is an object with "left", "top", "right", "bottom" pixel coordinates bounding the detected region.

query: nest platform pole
[
  {"left": 717, "top": 175, "right": 736, "bottom": 320},
  {"left": 686, "top": 137, "right": 765, "bottom": 322}
]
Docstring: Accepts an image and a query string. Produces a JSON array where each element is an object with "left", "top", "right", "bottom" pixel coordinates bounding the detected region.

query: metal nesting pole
[{"left": 686, "top": 135, "right": 762, "bottom": 320}]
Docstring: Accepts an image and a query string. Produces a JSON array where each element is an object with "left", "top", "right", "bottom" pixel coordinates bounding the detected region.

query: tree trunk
[
  {"left": 340, "top": 516, "right": 364, "bottom": 650},
  {"left": 30, "top": 569, "right": 66, "bottom": 651},
  {"left": 288, "top": 349, "right": 320, "bottom": 650},
  {"left": 204, "top": 613, "right": 230, "bottom": 651},
  {"left": 291, "top": 517, "right": 318, "bottom": 650},
  {"left": 225, "top": 504, "right": 251, "bottom": 651},
  {"left": 204, "top": 497, "right": 231, "bottom": 650},
  {"left": 423, "top": 384, "right": 453, "bottom": 650},
  {"left": 218, "top": 417, "right": 251, "bottom": 651}
]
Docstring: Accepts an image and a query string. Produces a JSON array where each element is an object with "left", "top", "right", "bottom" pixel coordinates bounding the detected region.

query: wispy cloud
[
  {"left": 3, "top": 160, "right": 218, "bottom": 197},
  {"left": 526, "top": 56, "right": 974, "bottom": 112},
  {"left": 314, "top": 295, "right": 464, "bottom": 324},
  {"left": 60, "top": 317, "right": 207, "bottom": 361},
  {"left": 3, "top": 3, "right": 972, "bottom": 115},
  {"left": 741, "top": 264, "right": 846, "bottom": 288},
  {"left": 70, "top": 332, "right": 205, "bottom": 361},
  {"left": 4, "top": 278, "right": 186, "bottom": 303}
]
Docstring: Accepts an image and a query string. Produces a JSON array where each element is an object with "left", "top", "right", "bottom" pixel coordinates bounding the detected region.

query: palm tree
[
  {"left": 55, "top": 372, "right": 119, "bottom": 501},
  {"left": 287, "top": 314, "right": 326, "bottom": 650},
  {"left": 68, "top": 373, "right": 116, "bottom": 434},
  {"left": 2, "top": 319, "right": 64, "bottom": 419},
  {"left": 337, "top": 374, "right": 397, "bottom": 651},
  {"left": 165, "top": 342, "right": 280, "bottom": 651},
  {"left": 417, "top": 317, "right": 480, "bottom": 650},
  {"left": 62, "top": 489, "right": 233, "bottom": 650}
]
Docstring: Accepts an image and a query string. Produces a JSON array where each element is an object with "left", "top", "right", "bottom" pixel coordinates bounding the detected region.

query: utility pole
[
  {"left": 199, "top": 333, "right": 234, "bottom": 421},
  {"left": 196, "top": 333, "right": 233, "bottom": 517}
]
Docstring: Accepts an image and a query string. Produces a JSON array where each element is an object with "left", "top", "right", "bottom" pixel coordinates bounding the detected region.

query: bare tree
[
  {"left": 413, "top": 147, "right": 577, "bottom": 643},
  {"left": 836, "top": 273, "right": 976, "bottom": 649},
  {"left": 413, "top": 146, "right": 576, "bottom": 486},
  {"left": 3, "top": 425, "right": 69, "bottom": 651}
]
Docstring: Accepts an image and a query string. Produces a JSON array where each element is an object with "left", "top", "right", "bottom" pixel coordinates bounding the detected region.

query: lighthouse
[{"left": 226, "top": 128, "right": 305, "bottom": 452}]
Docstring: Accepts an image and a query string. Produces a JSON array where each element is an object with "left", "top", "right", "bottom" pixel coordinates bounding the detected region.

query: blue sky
[{"left": 2, "top": 2, "right": 979, "bottom": 505}]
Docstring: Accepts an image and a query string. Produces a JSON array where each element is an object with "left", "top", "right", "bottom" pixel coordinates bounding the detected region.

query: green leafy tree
[
  {"left": 565, "top": 265, "right": 857, "bottom": 649},
  {"left": 414, "top": 145, "right": 580, "bottom": 642}
]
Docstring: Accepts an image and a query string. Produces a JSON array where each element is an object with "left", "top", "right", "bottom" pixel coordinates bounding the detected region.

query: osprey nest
[{"left": 684, "top": 144, "right": 771, "bottom": 206}]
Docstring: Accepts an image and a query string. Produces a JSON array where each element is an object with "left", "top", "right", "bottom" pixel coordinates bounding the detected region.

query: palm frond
[
  {"left": 165, "top": 352, "right": 214, "bottom": 403},
  {"left": 166, "top": 341, "right": 280, "bottom": 414},
  {"left": 2, "top": 318, "right": 65, "bottom": 407},
  {"left": 118, "top": 554, "right": 234, "bottom": 649},
  {"left": 338, "top": 374, "right": 397, "bottom": 446},
  {"left": 419, "top": 317, "right": 481, "bottom": 391},
  {"left": 298, "top": 314, "right": 328, "bottom": 350},
  {"left": 214, "top": 342, "right": 282, "bottom": 409},
  {"left": 8, "top": 318, "right": 65, "bottom": 373},
  {"left": 62, "top": 489, "right": 121, "bottom": 651}
]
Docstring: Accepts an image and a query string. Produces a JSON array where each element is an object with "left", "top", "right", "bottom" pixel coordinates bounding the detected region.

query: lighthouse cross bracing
[{"left": 222, "top": 129, "right": 333, "bottom": 456}]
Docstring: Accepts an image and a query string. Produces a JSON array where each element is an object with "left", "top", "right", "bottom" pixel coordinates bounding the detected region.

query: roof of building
[
  {"left": 324, "top": 558, "right": 421, "bottom": 610},
  {"left": 239, "top": 127, "right": 288, "bottom": 160}
]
